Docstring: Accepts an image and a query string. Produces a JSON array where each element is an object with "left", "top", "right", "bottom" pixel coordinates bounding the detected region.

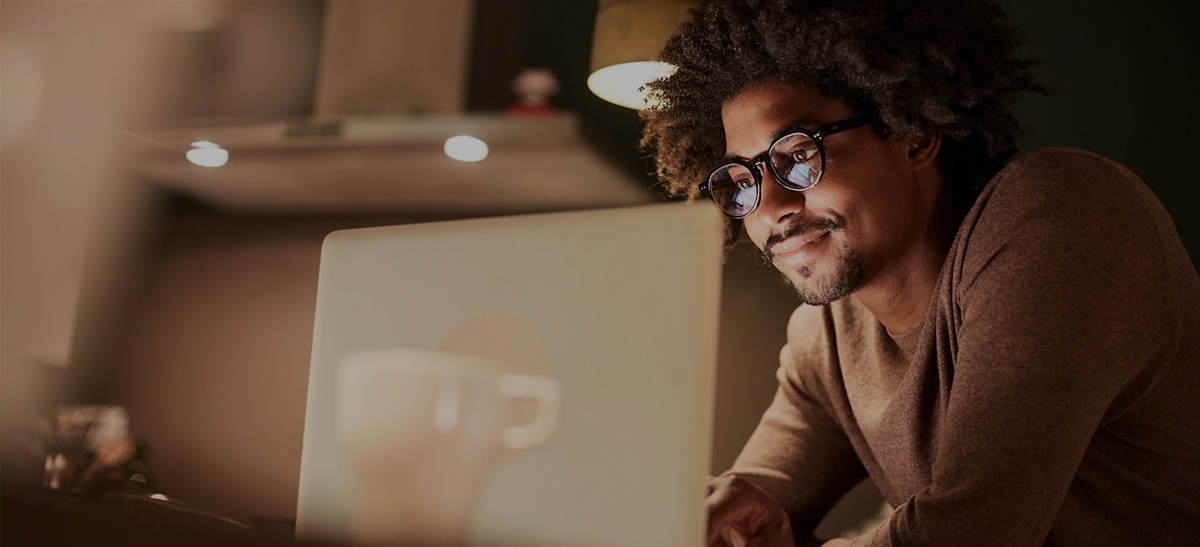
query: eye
[
  {"left": 791, "top": 148, "right": 816, "bottom": 162},
  {"left": 771, "top": 133, "right": 819, "bottom": 166},
  {"left": 735, "top": 176, "right": 756, "bottom": 190}
]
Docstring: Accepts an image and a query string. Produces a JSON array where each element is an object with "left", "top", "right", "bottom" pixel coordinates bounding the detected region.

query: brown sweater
[{"left": 731, "top": 148, "right": 1200, "bottom": 546}]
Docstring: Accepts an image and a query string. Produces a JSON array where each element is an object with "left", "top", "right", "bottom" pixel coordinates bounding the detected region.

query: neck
[
  {"left": 856, "top": 175, "right": 963, "bottom": 334},
  {"left": 854, "top": 239, "right": 948, "bottom": 334}
]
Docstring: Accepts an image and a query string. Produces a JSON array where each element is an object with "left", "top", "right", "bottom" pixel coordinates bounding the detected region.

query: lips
[{"left": 768, "top": 230, "right": 829, "bottom": 260}]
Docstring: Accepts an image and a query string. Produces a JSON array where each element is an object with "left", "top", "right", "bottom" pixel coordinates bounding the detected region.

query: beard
[{"left": 761, "top": 218, "right": 865, "bottom": 306}]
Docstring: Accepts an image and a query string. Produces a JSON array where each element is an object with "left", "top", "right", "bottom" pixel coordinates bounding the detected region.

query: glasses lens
[
  {"left": 769, "top": 133, "right": 822, "bottom": 190},
  {"left": 707, "top": 163, "right": 759, "bottom": 217}
]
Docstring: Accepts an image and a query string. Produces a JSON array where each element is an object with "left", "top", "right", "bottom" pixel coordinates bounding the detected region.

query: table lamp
[{"left": 587, "top": 0, "right": 696, "bottom": 110}]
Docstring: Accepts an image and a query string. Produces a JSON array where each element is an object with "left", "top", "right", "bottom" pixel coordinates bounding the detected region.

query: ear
[{"left": 905, "top": 130, "right": 942, "bottom": 172}]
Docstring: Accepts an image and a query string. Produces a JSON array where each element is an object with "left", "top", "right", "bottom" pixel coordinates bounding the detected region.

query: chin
[
  {"left": 788, "top": 277, "right": 855, "bottom": 306},
  {"left": 781, "top": 254, "right": 864, "bottom": 306}
]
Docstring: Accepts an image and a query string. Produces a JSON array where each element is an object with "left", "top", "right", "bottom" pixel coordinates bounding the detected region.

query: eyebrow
[{"left": 722, "top": 117, "right": 823, "bottom": 163}]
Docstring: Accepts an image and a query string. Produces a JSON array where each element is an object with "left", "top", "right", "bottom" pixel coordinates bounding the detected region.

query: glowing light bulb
[
  {"left": 186, "top": 140, "right": 228, "bottom": 167},
  {"left": 587, "top": 61, "right": 677, "bottom": 110},
  {"left": 443, "top": 135, "right": 488, "bottom": 162}
]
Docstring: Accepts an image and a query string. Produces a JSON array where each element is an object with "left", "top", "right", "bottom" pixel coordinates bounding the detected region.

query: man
[{"left": 639, "top": 1, "right": 1200, "bottom": 545}]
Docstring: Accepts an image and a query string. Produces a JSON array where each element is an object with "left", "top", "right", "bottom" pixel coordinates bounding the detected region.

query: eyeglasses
[{"left": 699, "top": 115, "right": 872, "bottom": 218}]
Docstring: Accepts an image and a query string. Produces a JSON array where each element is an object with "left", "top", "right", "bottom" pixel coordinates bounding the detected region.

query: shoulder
[
  {"left": 783, "top": 299, "right": 869, "bottom": 354},
  {"left": 977, "top": 147, "right": 1166, "bottom": 227},
  {"left": 782, "top": 304, "right": 827, "bottom": 371},
  {"left": 957, "top": 147, "right": 1178, "bottom": 280},
  {"left": 782, "top": 299, "right": 875, "bottom": 378},
  {"left": 948, "top": 147, "right": 1189, "bottom": 353},
  {"left": 982, "top": 147, "right": 1135, "bottom": 212},
  {"left": 785, "top": 303, "right": 826, "bottom": 344},
  {"left": 942, "top": 148, "right": 1197, "bottom": 421},
  {"left": 784, "top": 297, "right": 873, "bottom": 340},
  {"left": 779, "top": 304, "right": 833, "bottom": 394}
]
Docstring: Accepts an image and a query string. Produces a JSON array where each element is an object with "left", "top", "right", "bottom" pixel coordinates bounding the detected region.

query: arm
[
  {"left": 711, "top": 305, "right": 869, "bottom": 545},
  {"left": 831, "top": 150, "right": 1178, "bottom": 545}
]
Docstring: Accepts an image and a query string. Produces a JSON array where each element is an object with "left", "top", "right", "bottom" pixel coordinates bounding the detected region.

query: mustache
[{"left": 761, "top": 217, "right": 844, "bottom": 264}]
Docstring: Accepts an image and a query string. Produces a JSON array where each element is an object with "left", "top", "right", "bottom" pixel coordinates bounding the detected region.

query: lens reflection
[
  {"left": 708, "top": 163, "right": 759, "bottom": 218},
  {"left": 769, "top": 133, "right": 821, "bottom": 190}
]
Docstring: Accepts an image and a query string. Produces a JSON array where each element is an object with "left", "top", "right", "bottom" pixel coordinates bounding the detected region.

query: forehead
[{"left": 720, "top": 81, "right": 855, "bottom": 156}]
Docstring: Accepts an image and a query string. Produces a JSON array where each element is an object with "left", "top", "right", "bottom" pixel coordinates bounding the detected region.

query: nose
[{"left": 751, "top": 161, "right": 805, "bottom": 225}]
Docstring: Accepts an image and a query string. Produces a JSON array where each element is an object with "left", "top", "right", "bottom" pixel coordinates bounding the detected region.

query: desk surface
[{"left": 2, "top": 491, "right": 295, "bottom": 547}]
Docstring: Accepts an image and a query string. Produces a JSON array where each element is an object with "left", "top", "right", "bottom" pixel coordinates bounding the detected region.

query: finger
[
  {"left": 708, "top": 507, "right": 756, "bottom": 547},
  {"left": 705, "top": 474, "right": 720, "bottom": 496},
  {"left": 706, "top": 477, "right": 755, "bottom": 545},
  {"left": 722, "top": 522, "right": 748, "bottom": 547}
]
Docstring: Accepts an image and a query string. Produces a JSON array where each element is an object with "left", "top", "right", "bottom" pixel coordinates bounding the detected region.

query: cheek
[
  {"left": 743, "top": 215, "right": 771, "bottom": 250},
  {"left": 828, "top": 152, "right": 915, "bottom": 227},
  {"left": 839, "top": 184, "right": 922, "bottom": 256}
]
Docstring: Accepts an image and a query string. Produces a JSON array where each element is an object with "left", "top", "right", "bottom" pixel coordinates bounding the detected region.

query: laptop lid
[{"left": 295, "top": 202, "right": 725, "bottom": 545}]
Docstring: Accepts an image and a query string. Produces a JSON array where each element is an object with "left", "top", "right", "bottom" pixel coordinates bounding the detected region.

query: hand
[{"left": 706, "top": 474, "right": 794, "bottom": 547}]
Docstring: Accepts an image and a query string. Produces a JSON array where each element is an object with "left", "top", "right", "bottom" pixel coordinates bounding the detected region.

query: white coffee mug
[{"left": 335, "top": 348, "right": 560, "bottom": 546}]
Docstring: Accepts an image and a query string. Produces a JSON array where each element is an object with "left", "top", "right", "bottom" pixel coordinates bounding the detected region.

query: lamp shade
[{"left": 587, "top": 0, "right": 696, "bottom": 110}]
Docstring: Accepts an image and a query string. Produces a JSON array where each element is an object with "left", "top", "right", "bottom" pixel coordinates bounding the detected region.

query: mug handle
[{"left": 495, "top": 374, "right": 561, "bottom": 450}]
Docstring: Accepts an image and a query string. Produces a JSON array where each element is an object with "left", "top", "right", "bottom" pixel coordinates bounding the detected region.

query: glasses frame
[{"left": 700, "top": 115, "right": 872, "bottom": 219}]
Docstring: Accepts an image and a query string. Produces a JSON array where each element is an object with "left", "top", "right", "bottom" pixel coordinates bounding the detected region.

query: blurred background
[{"left": 2, "top": 0, "right": 1197, "bottom": 540}]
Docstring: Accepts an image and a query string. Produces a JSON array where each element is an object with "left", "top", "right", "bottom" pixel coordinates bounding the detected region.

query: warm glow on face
[
  {"left": 443, "top": 135, "right": 489, "bottom": 162},
  {"left": 186, "top": 140, "right": 229, "bottom": 167},
  {"left": 587, "top": 61, "right": 676, "bottom": 110}
]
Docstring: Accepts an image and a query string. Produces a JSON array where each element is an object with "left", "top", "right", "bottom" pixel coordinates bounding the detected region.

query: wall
[
  {"left": 99, "top": 216, "right": 326, "bottom": 520},
  {"left": 1003, "top": 0, "right": 1198, "bottom": 259}
]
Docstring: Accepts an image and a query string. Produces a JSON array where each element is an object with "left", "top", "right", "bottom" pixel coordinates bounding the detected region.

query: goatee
[{"left": 759, "top": 217, "right": 863, "bottom": 306}]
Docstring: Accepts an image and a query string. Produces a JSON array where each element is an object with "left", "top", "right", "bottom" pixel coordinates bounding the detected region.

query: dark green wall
[{"left": 1001, "top": 1, "right": 1199, "bottom": 261}]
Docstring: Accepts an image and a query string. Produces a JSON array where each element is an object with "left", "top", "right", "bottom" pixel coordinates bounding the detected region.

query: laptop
[{"left": 295, "top": 202, "right": 725, "bottom": 546}]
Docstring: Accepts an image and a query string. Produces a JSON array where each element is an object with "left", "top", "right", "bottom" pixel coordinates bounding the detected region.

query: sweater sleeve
[
  {"left": 729, "top": 304, "right": 869, "bottom": 539},
  {"left": 829, "top": 149, "right": 1181, "bottom": 545}
]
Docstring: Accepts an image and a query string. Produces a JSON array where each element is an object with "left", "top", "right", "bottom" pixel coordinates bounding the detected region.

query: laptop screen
[{"left": 295, "top": 202, "right": 725, "bottom": 545}]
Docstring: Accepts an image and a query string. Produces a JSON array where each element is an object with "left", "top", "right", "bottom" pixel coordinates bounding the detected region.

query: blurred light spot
[
  {"left": 444, "top": 135, "right": 488, "bottom": 162},
  {"left": 587, "top": 61, "right": 676, "bottom": 110},
  {"left": 149, "top": 493, "right": 170, "bottom": 501},
  {"left": 0, "top": 43, "right": 44, "bottom": 147},
  {"left": 186, "top": 140, "right": 228, "bottom": 167}
]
